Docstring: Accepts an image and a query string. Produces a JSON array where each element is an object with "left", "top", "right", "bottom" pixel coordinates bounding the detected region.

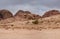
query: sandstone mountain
[
  {"left": 42, "top": 10, "right": 60, "bottom": 18},
  {"left": 0, "top": 9, "right": 60, "bottom": 39},
  {"left": 0, "top": 10, "right": 13, "bottom": 20},
  {"left": 14, "top": 10, "right": 41, "bottom": 20},
  {"left": 0, "top": 9, "right": 60, "bottom": 30}
]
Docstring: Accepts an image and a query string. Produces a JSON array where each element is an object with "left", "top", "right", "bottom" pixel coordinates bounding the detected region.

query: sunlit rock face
[
  {"left": 42, "top": 10, "right": 60, "bottom": 18},
  {"left": 0, "top": 9, "right": 13, "bottom": 20}
]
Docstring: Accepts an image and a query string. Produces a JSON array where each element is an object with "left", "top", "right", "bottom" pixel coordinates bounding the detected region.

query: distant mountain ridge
[
  {"left": 0, "top": 9, "right": 60, "bottom": 21},
  {"left": 14, "top": 10, "right": 41, "bottom": 20}
]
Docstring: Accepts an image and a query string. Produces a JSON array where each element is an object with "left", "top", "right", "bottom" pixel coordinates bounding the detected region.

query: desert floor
[{"left": 0, "top": 29, "right": 60, "bottom": 39}]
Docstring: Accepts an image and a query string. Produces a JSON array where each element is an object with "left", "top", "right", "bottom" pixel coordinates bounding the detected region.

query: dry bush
[
  {"left": 32, "top": 20, "right": 39, "bottom": 24},
  {"left": 11, "top": 24, "right": 14, "bottom": 27}
]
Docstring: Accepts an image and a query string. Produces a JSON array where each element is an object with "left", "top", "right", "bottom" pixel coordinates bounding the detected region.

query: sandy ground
[{"left": 0, "top": 29, "right": 60, "bottom": 39}]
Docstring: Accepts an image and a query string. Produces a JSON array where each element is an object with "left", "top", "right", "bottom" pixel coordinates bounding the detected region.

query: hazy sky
[{"left": 0, "top": 0, "right": 60, "bottom": 15}]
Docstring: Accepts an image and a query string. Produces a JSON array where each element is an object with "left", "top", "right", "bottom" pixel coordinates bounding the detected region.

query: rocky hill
[
  {"left": 42, "top": 10, "right": 60, "bottom": 18},
  {"left": 0, "top": 9, "right": 60, "bottom": 21},
  {"left": 0, "top": 10, "right": 13, "bottom": 20},
  {"left": 0, "top": 9, "right": 60, "bottom": 30},
  {"left": 14, "top": 10, "right": 41, "bottom": 20}
]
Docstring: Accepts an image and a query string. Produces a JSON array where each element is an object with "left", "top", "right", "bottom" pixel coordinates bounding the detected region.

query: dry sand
[{"left": 0, "top": 29, "right": 60, "bottom": 39}]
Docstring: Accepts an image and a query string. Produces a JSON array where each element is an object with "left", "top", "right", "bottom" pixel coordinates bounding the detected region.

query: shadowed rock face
[
  {"left": 0, "top": 10, "right": 13, "bottom": 20},
  {"left": 14, "top": 10, "right": 41, "bottom": 20},
  {"left": 43, "top": 10, "right": 60, "bottom": 18}
]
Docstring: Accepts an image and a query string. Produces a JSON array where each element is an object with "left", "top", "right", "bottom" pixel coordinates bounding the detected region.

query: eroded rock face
[
  {"left": 43, "top": 10, "right": 60, "bottom": 18},
  {"left": 0, "top": 10, "right": 13, "bottom": 20},
  {"left": 24, "top": 11, "right": 31, "bottom": 14},
  {"left": 15, "top": 10, "right": 24, "bottom": 16},
  {"left": 14, "top": 10, "right": 41, "bottom": 20}
]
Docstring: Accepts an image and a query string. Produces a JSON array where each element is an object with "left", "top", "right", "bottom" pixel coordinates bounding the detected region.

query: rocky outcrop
[
  {"left": 24, "top": 11, "right": 31, "bottom": 14},
  {"left": 15, "top": 10, "right": 24, "bottom": 16},
  {"left": 0, "top": 10, "right": 13, "bottom": 20},
  {"left": 14, "top": 10, "right": 41, "bottom": 20},
  {"left": 42, "top": 10, "right": 60, "bottom": 18}
]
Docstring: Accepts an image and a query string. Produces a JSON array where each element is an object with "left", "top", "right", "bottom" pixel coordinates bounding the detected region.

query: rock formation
[
  {"left": 24, "top": 11, "right": 31, "bottom": 14},
  {"left": 42, "top": 10, "right": 60, "bottom": 18},
  {"left": 14, "top": 10, "right": 41, "bottom": 20},
  {"left": 0, "top": 10, "right": 13, "bottom": 20}
]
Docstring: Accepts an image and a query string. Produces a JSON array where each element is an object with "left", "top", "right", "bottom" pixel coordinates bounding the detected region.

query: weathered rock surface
[
  {"left": 14, "top": 10, "right": 41, "bottom": 20},
  {"left": 0, "top": 10, "right": 13, "bottom": 20},
  {"left": 43, "top": 10, "right": 60, "bottom": 17}
]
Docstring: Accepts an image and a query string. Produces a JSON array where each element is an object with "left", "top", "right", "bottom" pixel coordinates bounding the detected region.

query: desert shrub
[
  {"left": 11, "top": 24, "right": 14, "bottom": 27},
  {"left": 32, "top": 20, "right": 39, "bottom": 24}
]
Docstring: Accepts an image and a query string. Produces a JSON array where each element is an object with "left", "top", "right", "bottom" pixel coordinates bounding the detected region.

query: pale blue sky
[{"left": 0, "top": 0, "right": 60, "bottom": 15}]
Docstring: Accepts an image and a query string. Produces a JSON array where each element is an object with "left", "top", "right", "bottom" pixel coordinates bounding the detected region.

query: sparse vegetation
[
  {"left": 11, "top": 24, "right": 14, "bottom": 27},
  {"left": 32, "top": 19, "right": 39, "bottom": 24},
  {"left": 0, "top": 9, "right": 60, "bottom": 31}
]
